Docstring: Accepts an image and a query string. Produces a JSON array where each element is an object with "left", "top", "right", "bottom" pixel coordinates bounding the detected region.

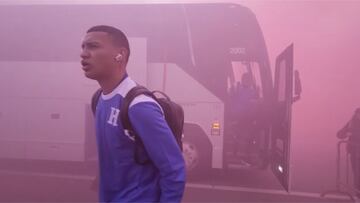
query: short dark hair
[{"left": 87, "top": 25, "right": 130, "bottom": 62}]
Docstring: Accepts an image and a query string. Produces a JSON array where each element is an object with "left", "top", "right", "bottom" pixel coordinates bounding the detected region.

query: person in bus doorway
[
  {"left": 235, "top": 72, "right": 259, "bottom": 115},
  {"left": 337, "top": 108, "right": 360, "bottom": 198},
  {"left": 80, "top": 25, "right": 185, "bottom": 202},
  {"left": 233, "top": 72, "right": 260, "bottom": 166}
]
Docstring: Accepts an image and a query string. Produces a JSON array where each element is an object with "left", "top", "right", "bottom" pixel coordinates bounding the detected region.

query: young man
[{"left": 80, "top": 25, "right": 186, "bottom": 202}]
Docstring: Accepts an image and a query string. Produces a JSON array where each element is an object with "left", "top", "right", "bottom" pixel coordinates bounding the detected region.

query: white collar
[{"left": 101, "top": 76, "right": 137, "bottom": 100}]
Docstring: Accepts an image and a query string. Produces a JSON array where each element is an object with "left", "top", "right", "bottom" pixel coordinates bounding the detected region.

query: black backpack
[{"left": 91, "top": 86, "right": 184, "bottom": 164}]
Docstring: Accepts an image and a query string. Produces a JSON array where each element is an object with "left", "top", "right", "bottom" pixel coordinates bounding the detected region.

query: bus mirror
[{"left": 293, "top": 70, "right": 302, "bottom": 102}]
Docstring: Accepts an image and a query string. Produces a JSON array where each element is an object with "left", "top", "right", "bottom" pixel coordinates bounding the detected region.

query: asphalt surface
[{"left": 0, "top": 159, "right": 356, "bottom": 202}]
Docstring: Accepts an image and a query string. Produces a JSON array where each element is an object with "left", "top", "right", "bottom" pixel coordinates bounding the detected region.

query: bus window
[
  {"left": 278, "top": 60, "right": 287, "bottom": 102},
  {"left": 229, "top": 61, "right": 263, "bottom": 99},
  {"left": 251, "top": 62, "right": 264, "bottom": 99}
]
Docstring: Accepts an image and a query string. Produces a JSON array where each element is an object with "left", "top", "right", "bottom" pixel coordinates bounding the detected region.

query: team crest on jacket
[{"left": 107, "top": 107, "right": 135, "bottom": 142}]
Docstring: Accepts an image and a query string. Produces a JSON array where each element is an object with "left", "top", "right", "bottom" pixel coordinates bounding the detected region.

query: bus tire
[{"left": 182, "top": 123, "right": 212, "bottom": 179}]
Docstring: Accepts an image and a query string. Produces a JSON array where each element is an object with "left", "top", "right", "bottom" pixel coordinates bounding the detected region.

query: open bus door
[{"left": 271, "top": 44, "right": 295, "bottom": 192}]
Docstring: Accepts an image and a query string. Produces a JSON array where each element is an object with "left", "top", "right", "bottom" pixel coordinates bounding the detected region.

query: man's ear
[
  {"left": 118, "top": 47, "right": 128, "bottom": 62},
  {"left": 115, "top": 53, "right": 123, "bottom": 62}
]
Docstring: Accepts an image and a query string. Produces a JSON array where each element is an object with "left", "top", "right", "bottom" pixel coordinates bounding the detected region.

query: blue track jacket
[{"left": 94, "top": 76, "right": 186, "bottom": 202}]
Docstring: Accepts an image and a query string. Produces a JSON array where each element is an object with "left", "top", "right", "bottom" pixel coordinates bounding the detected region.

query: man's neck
[{"left": 98, "top": 71, "right": 127, "bottom": 95}]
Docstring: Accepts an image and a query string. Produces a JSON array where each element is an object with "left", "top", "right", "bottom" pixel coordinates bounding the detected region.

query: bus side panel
[{"left": 147, "top": 63, "right": 224, "bottom": 169}]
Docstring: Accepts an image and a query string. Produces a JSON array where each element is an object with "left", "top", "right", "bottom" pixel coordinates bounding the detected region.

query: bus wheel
[
  {"left": 182, "top": 124, "right": 212, "bottom": 179},
  {"left": 183, "top": 140, "right": 200, "bottom": 172}
]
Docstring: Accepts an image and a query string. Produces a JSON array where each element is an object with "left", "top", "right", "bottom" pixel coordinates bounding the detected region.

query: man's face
[{"left": 80, "top": 31, "right": 118, "bottom": 80}]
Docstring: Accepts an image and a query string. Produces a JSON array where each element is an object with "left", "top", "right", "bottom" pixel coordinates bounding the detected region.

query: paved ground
[
  {"left": 0, "top": 171, "right": 355, "bottom": 202},
  {"left": 0, "top": 159, "right": 356, "bottom": 202}
]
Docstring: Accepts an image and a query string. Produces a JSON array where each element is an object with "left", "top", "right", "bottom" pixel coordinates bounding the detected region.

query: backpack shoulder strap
[
  {"left": 120, "top": 86, "right": 154, "bottom": 131},
  {"left": 151, "top": 90, "right": 171, "bottom": 101},
  {"left": 91, "top": 88, "right": 102, "bottom": 116},
  {"left": 120, "top": 86, "right": 155, "bottom": 165}
]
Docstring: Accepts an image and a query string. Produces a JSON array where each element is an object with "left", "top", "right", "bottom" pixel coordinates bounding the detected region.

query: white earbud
[{"left": 115, "top": 53, "right": 123, "bottom": 62}]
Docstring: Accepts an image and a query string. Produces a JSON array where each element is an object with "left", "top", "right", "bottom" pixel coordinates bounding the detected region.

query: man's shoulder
[
  {"left": 129, "top": 94, "right": 157, "bottom": 107},
  {"left": 129, "top": 94, "right": 164, "bottom": 115}
]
